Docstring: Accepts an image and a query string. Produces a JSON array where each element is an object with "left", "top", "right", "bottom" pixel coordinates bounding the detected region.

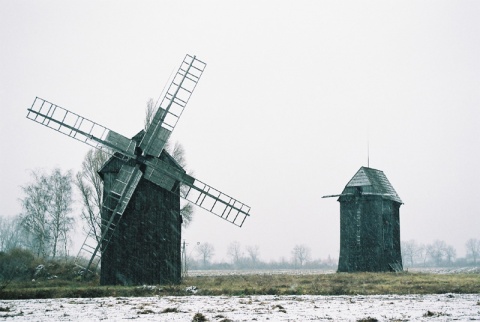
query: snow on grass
[{"left": 1, "top": 293, "right": 479, "bottom": 321}]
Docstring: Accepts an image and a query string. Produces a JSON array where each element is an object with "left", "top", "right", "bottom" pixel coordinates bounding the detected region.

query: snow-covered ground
[{"left": 1, "top": 293, "right": 479, "bottom": 321}]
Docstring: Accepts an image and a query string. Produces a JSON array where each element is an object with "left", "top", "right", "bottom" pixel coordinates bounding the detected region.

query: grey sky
[{"left": 1, "top": 1, "right": 479, "bottom": 262}]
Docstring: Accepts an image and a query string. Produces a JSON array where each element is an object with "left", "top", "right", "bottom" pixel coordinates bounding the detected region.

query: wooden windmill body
[
  {"left": 98, "top": 131, "right": 184, "bottom": 285},
  {"left": 26, "top": 55, "right": 251, "bottom": 285},
  {"left": 324, "top": 167, "right": 403, "bottom": 272}
]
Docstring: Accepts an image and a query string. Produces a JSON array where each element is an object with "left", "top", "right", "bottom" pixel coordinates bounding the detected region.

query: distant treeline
[
  {"left": 401, "top": 239, "right": 480, "bottom": 268},
  {"left": 185, "top": 238, "right": 480, "bottom": 272}
]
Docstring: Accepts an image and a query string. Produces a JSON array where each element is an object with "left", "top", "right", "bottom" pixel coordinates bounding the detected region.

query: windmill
[
  {"left": 26, "top": 55, "right": 251, "bottom": 282},
  {"left": 323, "top": 166, "right": 403, "bottom": 272}
]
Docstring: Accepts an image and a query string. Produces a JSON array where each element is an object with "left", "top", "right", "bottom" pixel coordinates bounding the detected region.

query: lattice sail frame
[
  {"left": 76, "top": 164, "right": 143, "bottom": 274},
  {"left": 141, "top": 55, "right": 206, "bottom": 158},
  {"left": 27, "top": 98, "right": 136, "bottom": 159},
  {"left": 144, "top": 157, "right": 250, "bottom": 227}
]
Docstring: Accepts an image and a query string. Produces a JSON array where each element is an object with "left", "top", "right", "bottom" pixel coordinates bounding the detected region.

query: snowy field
[{"left": 1, "top": 293, "right": 479, "bottom": 321}]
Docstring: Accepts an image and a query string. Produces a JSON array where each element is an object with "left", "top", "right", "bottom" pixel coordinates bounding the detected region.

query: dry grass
[
  {"left": 0, "top": 272, "right": 478, "bottom": 299},
  {"left": 181, "top": 272, "right": 480, "bottom": 296}
]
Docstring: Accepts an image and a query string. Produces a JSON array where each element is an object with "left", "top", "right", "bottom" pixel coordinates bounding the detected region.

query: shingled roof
[{"left": 342, "top": 166, "right": 403, "bottom": 204}]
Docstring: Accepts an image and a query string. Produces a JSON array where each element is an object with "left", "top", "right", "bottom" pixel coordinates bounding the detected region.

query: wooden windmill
[
  {"left": 323, "top": 166, "right": 403, "bottom": 272},
  {"left": 26, "top": 55, "right": 251, "bottom": 284}
]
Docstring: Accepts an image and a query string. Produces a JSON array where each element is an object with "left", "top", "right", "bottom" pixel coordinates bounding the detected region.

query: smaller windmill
[
  {"left": 323, "top": 166, "right": 403, "bottom": 272},
  {"left": 27, "top": 55, "right": 251, "bottom": 282}
]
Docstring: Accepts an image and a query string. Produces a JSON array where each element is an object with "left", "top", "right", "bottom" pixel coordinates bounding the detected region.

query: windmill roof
[
  {"left": 342, "top": 166, "right": 403, "bottom": 204},
  {"left": 130, "top": 130, "right": 184, "bottom": 169},
  {"left": 98, "top": 130, "right": 185, "bottom": 176}
]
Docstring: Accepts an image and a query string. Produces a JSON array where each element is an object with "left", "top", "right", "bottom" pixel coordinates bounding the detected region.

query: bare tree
[
  {"left": 180, "top": 202, "right": 194, "bottom": 228},
  {"left": 444, "top": 245, "right": 456, "bottom": 265},
  {"left": 167, "top": 141, "right": 194, "bottom": 227},
  {"left": 144, "top": 98, "right": 156, "bottom": 130},
  {"left": 426, "top": 240, "right": 447, "bottom": 266},
  {"left": 170, "top": 142, "right": 187, "bottom": 168},
  {"left": 416, "top": 243, "right": 428, "bottom": 267},
  {"left": 0, "top": 215, "right": 24, "bottom": 252},
  {"left": 196, "top": 242, "right": 215, "bottom": 267},
  {"left": 465, "top": 238, "right": 480, "bottom": 264},
  {"left": 0, "top": 216, "right": 11, "bottom": 251},
  {"left": 75, "top": 149, "right": 109, "bottom": 241},
  {"left": 246, "top": 245, "right": 260, "bottom": 266},
  {"left": 155, "top": 140, "right": 195, "bottom": 227},
  {"left": 401, "top": 240, "right": 421, "bottom": 267},
  {"left": 48, "top": 168, "right": 74, "bottom": 258},
  {"left": 19, "top": 170, "right": 52, "bottom": 258},
  {"left": 19, "top": 168, "right": 74, "bottom": 258},
  {"left": 227, "top": 241, "right": 243, "bottom": 266},
  {"left": 292, "top": 244, "right": 311, "bottom": 268}
]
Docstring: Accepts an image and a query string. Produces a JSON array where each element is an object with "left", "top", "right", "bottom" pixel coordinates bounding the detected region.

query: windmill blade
[
  {"left": 181, "top": 176, "right": 250, "bottom": 227},
  {"left": 103, "top": 164, "right": 143, "bottom": 216},
  {"left": 27, "top": 97, "right": 137, "bottom": 158},
  {"left": 140, "top": 55, "right": 206, "bottom": 158},
  {"left": 143, "top": 157, "right": 250, "bottom": 227},
  {"left": 74, "top": 228, "right": 102, "bottom": 274},
  {"left": 76, "top": 164, "right": 143, "bottom": 275}
]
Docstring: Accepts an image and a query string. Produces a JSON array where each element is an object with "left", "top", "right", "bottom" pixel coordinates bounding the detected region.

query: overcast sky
[{"left": 1, "top": 1, "right": 479, "bottom": 262}]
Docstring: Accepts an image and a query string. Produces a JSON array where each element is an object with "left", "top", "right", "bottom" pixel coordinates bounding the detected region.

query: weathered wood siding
[
  {"left": 99, "top": 154, "right": 182, "bottom": 285},
  {"left": 338, "top": 195, "right": 402, "bottom": 272}
]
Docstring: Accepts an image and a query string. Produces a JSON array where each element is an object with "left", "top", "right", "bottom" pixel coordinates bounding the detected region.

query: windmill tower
[
  {"left": 97, "top": 130, "right": 184, "bottom": 285},
  {"left": 26, "top": 55, "right": 251, "bottom": 285},
  {"left": 323, "top": 166, "right": 403, "bottom": 272}
]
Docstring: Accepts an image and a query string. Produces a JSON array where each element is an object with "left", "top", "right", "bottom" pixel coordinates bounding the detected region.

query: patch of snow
[
  {"left": 1, "top": 294, "right": 479, "bottom": 321},
  {"left": 408, "top": 267, "right": 480, "bottom": 274},
  {"left": 185, "top": 286, "right": 198, "bottom": 294}
]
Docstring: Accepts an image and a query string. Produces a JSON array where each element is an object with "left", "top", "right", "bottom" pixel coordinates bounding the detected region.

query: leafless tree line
[
  {"left": 189, "top": 238, "right": 480, "bottom": 271},
  {"left": 190, "top": 241, "right": 334, "bottom": 270},
  {"left": 401, "top": 238, "right": 480, "bottom": 267},
  {"left": 193, "top": 241, "right": 264, "bottom": 268}
]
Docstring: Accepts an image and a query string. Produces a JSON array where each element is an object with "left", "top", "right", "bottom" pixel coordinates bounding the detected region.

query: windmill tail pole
[{"left": 322, "top": 194, "right": 351, "bottom": 198}]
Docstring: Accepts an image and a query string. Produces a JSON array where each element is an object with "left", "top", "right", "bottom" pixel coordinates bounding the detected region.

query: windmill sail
[
  {"left": 181, "top": 177, "right": 250, "bottom": 227},
  {"left": 140, "top": 55, "right": 206, "bottom": 157},
  {"left": 75, "top": 164, "right": 143, "bottom": 274},
  {"left": 27, "top": 97, "right": 137, "bottom": 158},
  {"left": 144, "top": 157, "right": 250, "bottom": 227}
]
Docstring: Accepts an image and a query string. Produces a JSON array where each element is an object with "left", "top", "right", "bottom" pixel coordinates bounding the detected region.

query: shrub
[{"left": 0, "top": 248, "right": 35, "bottom": 289}]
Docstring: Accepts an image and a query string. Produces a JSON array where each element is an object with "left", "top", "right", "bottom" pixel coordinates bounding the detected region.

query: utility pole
[{"left": 181, "top": 240, "right": 188, "bottom": 278}]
